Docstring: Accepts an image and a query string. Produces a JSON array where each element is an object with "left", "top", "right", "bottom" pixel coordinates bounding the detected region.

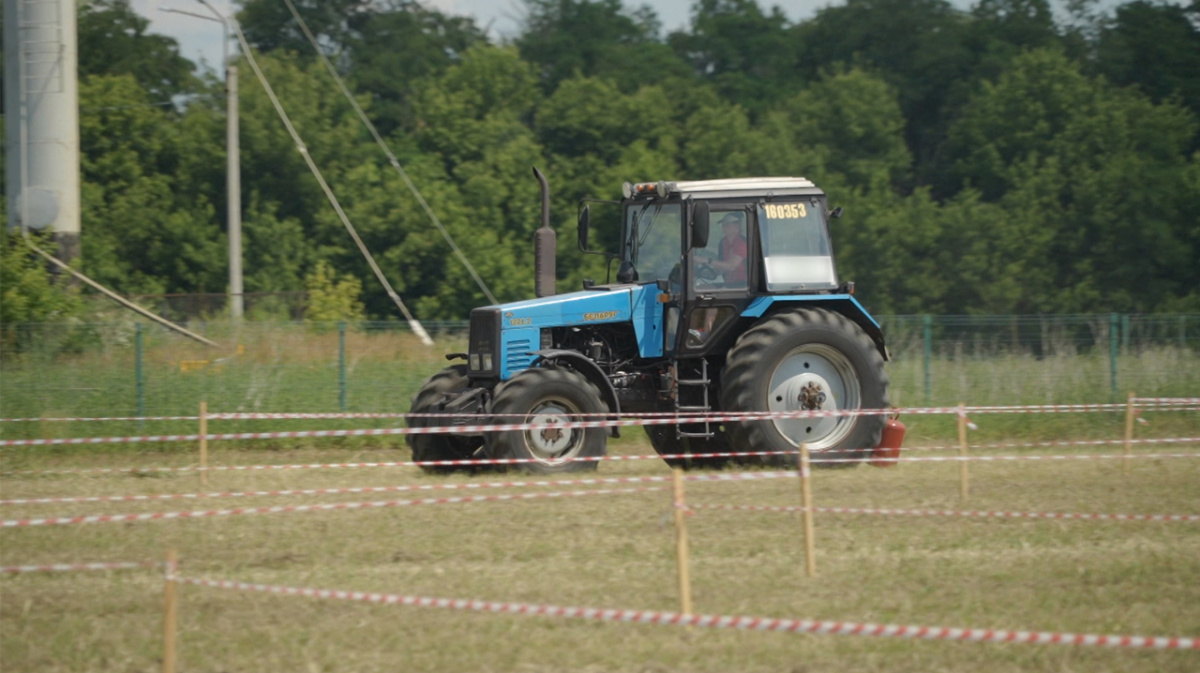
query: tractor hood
[
  {"left": 494, "top": 286, "right": 644, "bottom": 328},
  {"left": 469, "top": 284, "right": 666, "bottom": 380}
]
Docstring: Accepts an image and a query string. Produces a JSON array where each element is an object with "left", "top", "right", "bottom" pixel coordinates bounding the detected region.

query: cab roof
[{"left": 625, "top": 177, "right": 823, "bottom": 200}]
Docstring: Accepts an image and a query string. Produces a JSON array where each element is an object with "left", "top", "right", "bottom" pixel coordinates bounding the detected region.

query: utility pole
[
  {"left": 4, "top": 0, "right": 83, "bottom": 264},
  {"left": 226, "top": 62, "right": 242, "bottom": 320},
  {"left": 163, "top": 1, "right": 242, "bottom": 320}
]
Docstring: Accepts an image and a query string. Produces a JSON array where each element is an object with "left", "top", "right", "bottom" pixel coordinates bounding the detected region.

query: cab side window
[{"left": 695, "top": 211, "right": 748, "bottom": 290}]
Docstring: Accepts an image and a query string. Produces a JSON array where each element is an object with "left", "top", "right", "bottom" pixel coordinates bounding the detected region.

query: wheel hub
[
  {"left": 766, "top": 344, "right": 860, "bottom": 450},
  {"left": 526, "top": 404, "right": 578, "bottom": 461},
  {"left": 799, "top": 381, "right": 827, "bottom": 410}
]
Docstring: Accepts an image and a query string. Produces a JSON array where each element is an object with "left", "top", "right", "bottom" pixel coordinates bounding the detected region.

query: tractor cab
[{"left": 581, "top": 178, "right": 845, "bottom": 357}]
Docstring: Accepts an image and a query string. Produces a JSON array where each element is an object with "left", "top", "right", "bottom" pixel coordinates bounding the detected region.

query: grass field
[
  {"left": 2, "top": 428, "right": 1199, "bottom": 672},
  {"left": 2, "top": 325, "right": 1198, "bottom": 670}
]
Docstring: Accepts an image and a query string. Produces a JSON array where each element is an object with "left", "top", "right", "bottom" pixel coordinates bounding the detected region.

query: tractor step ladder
[{"left": 675, "top": 358, "right": 714, "bottom": 440}]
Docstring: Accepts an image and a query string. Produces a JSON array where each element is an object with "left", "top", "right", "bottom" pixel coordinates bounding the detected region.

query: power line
[
  {"left": 280, "top": 0, "right": 499, "bottom": 306},
  {"left": 80, "top": 100, "right": 177, "bottom": 112},
  {"left": 230, "top": 24, "right": 433, "bottom": 346},
  {"left": 79, "top": 94, "right": 221, "bottom": 113},
  {"left": 20, "top": 234, "right": 221, "bottom": 349}
]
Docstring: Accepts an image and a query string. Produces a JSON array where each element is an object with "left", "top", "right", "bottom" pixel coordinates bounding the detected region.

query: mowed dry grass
[{"left": 2, "top": 435, "right": 1199, "bottom": 673}]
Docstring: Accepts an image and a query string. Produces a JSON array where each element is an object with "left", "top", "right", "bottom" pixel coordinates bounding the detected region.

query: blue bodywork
[
  {"left": 494, "top": 285, "right": 664, "bottom": 380},
  {"left": 742, "top": 294, "right": 887, "bottom": 359},
  {"left": 490, "top": 288, "right": 886, "bottom": 381},
  {"left": 741, "top": 294, "right": 876, "bottom": 326}
]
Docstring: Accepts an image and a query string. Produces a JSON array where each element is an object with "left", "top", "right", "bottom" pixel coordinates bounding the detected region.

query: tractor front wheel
[
  {"left": 720, "top": 308, "right": 888, "bottom": 468},
  {"left": 407, "top": 364, "right": 484, "bottom": 473},
  {"left": 487, "top": 367, "right": 608, "bottom": 473}
]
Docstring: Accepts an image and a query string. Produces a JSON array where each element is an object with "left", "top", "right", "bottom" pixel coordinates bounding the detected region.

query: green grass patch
[{"left": 1, "top": 439, "right": 1198, "bottom": 672}]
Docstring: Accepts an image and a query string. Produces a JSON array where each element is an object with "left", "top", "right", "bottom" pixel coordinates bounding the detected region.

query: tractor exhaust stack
[{"left": 533, "top": 167, "right": 556, "bottom": 298}]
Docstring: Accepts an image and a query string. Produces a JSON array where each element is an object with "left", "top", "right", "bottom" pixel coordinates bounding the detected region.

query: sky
[{"left": 131, "top": 0, "right": 837, "bottom": 72}]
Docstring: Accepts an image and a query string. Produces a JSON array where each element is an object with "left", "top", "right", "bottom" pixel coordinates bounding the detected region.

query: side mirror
[
  {"left": 829, "top": 206, "right": 844, "bottom": 220},
  {"left": 616, "top": 260, "right": 638, "bottom": 284},
  {"left": 691, "top": 201, "right": 710, "bottom": 249},
  {"left": 577, "top": 205, "right": 591, "bottom": 252}
]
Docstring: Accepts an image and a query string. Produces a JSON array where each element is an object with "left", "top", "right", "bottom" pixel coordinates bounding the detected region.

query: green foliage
[
  {"left": 0, "top": 233, "right": 84, "bottom": 351},
  {"left": 304, "top": 260, "right": 365, "bottom": 322},
  {"left": 78, "top": 74, "right": 225, "bottom": 295},
  {"left": 1094, "top": 1, "right": 1200, "bottom": 121},
  {"left": 945, "top": 48, "right": 1199, "bottom": 312},
  {"left": 668, "top": 0, "right": 796, "bottom": 113},
  {"left": 54, "top": 0, "right": 1200, "bottom": 321},
  {"left": 77, "top": 0, "right": 198, "bottom": 99},
  {"left": 772, "top": 68, "right": 913, "bottom": 188},
  {"left": 238, "top": 0, "right": 368, "bottom": 55},
  {"left": 0, "top": 233, "right": 83, "bottom": 325},
  {"left": 517, "top": 0, "right": 684, "bottom": 92}
]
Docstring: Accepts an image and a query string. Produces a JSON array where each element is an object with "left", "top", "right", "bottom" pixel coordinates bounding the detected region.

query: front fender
[{"left": 530, "top": 349, "right": 621, "bottom": 437}]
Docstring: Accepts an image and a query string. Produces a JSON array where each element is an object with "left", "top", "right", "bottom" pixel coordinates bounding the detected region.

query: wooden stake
[
  {"left": 798, "top": 444, "right": 816, "bottom": 578},
  {"left": 1123, "top": 391, "right": 1136, "bottom": 476},
  {"left": 199, "top": 401, "right": 208, "bottom": 487},
  {"left": 957, "top": 404, "right": 969, "bottom": 502},
  {"left": 671, "top": 469, "right": 693, "bottom": 616},
  {"left": 162, "top": 550, "right": 179, "bottom": 673}
]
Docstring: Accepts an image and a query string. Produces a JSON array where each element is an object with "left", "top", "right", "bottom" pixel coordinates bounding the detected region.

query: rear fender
[
  {"left": 741, "top": 295, "right": 889, "bottom": 360},
  {"left": 530, "top": 349, "right": 621, "bottom": 437}
]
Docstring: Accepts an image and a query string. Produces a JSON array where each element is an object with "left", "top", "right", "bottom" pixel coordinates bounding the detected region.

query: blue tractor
[{"left": 408, "top": 170, "right": 891, "bottom": 473}]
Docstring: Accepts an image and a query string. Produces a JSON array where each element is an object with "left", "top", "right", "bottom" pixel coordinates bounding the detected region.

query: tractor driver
[
  {"left": 687, "top": 212, "right": 748, "bottom": 346},
  {"left": 708, "top": 212, "right": 747, "bottom": 287}
]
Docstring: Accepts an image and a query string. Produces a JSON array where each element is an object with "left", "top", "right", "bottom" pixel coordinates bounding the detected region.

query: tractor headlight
[
  {"left": 470, "top": 354, "right": 481, "bottom": 371},
  {"left": 482, "top": 354, "right": 493, "bottom": 371}
]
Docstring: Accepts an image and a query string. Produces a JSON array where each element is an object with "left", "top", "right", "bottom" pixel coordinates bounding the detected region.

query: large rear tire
[
  {"left": 645, "top": 425, "right": 732, "bottom": 469},
  {"left": 407, "top": 365, "right": 484, "bottom": 473},
  {"left": 720, "top": 308, "right": 888, "bottom": 468},
  {"left": 487, "top": 367, "right": 608, "bottom": 474}
]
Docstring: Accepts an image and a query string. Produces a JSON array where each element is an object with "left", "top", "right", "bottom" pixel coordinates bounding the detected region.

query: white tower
[{"left": 4, "top": 0, "right": 82, "bottom": 263}]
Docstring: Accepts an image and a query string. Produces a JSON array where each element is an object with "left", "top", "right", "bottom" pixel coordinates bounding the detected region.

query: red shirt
[{"left": 719, "top": 235, "right": 748, "bottom": 284}]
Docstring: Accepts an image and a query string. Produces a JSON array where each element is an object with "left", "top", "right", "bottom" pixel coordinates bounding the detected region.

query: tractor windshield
[
  {"left": 626, "top": 202, "right": 682, "bottom": 283},
  {"left": 757, "top": 201, "right": 838, "bottom": 291}
]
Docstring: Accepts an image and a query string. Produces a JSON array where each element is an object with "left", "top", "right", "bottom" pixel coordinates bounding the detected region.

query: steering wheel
[{"left": 696, "top": 261, "right": 719, "bottom": 281}]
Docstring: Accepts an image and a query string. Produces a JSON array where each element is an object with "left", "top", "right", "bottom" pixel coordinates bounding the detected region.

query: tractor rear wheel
[
  {"left": 407, "top": 364, "right": 484, "bottom": 473},
  {"left": 487, "top": 366, "right": 608, "bottom": 473},
  {"left": 645, "top": 425, "right": 732, "bottom": 469},
  {"left": 720, "top": 308, "right": 888, "bottom": 468}
]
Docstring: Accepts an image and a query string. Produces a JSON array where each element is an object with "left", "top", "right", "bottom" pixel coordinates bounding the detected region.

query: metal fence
[{"left": 0, "top": 315, "right": 1196, "bottom": 429}]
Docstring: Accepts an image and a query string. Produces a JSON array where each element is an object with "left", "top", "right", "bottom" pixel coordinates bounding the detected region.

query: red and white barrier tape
[
  {"left": 4, "top": 444, "right": 1199, "bottom": 477},
  {"left": 179, "top": 576, "right": 1198, "bottom": 649},
  {"left": 0, "top": 486, "right": 665, "bottom": 528},
  {"left": 6, "top": 405, "right": 1200, "bottom": 448},
  {"left": 904, "top": 437, "right": 1200, "bottom": 452},
  {"left": 1133, "top": 397, "right": 1200, "bottom": 405},
  {"left": 5, "top": 400, "right": 1198, "bottom": 424},
  {"left": 172, "top": 402, "right": 1200, "bottom": 419},
  {"left": 1, "top": 560, "right": 160, "bottom": 574},
  {"left": 1, "top": 433, "right": 202, "bottom": 448},
  {"left": 250, "top": 402, "right": 1199, "bottom": 417},
  {"left": 0, "top": 470, "right": 791, "bottom": 506},
  {"left": 0, "top": 450, "right": 797, "bottom": 475},
  {"left": 6, "top": 402, "right": 1199, "bottom": 441},
  {"left": 0, "top": 413, "right": 885, "bottom": 447},
  {"left": 808, "top": 452, "right": 1200, "bottom": 465},
  {"left": 691, "top": 503, "right": 1200, "bottom": 523},
  {"left": 6, "top": 453, "right": 1198, "bottom": 527},
  {"left": 0, "top": 415, "right": 202, "bottom": 423}
]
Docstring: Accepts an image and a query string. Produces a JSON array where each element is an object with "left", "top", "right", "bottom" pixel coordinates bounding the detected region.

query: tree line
[{"left": 2, "top": 0, "right": 1198, "bottom": 324}]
